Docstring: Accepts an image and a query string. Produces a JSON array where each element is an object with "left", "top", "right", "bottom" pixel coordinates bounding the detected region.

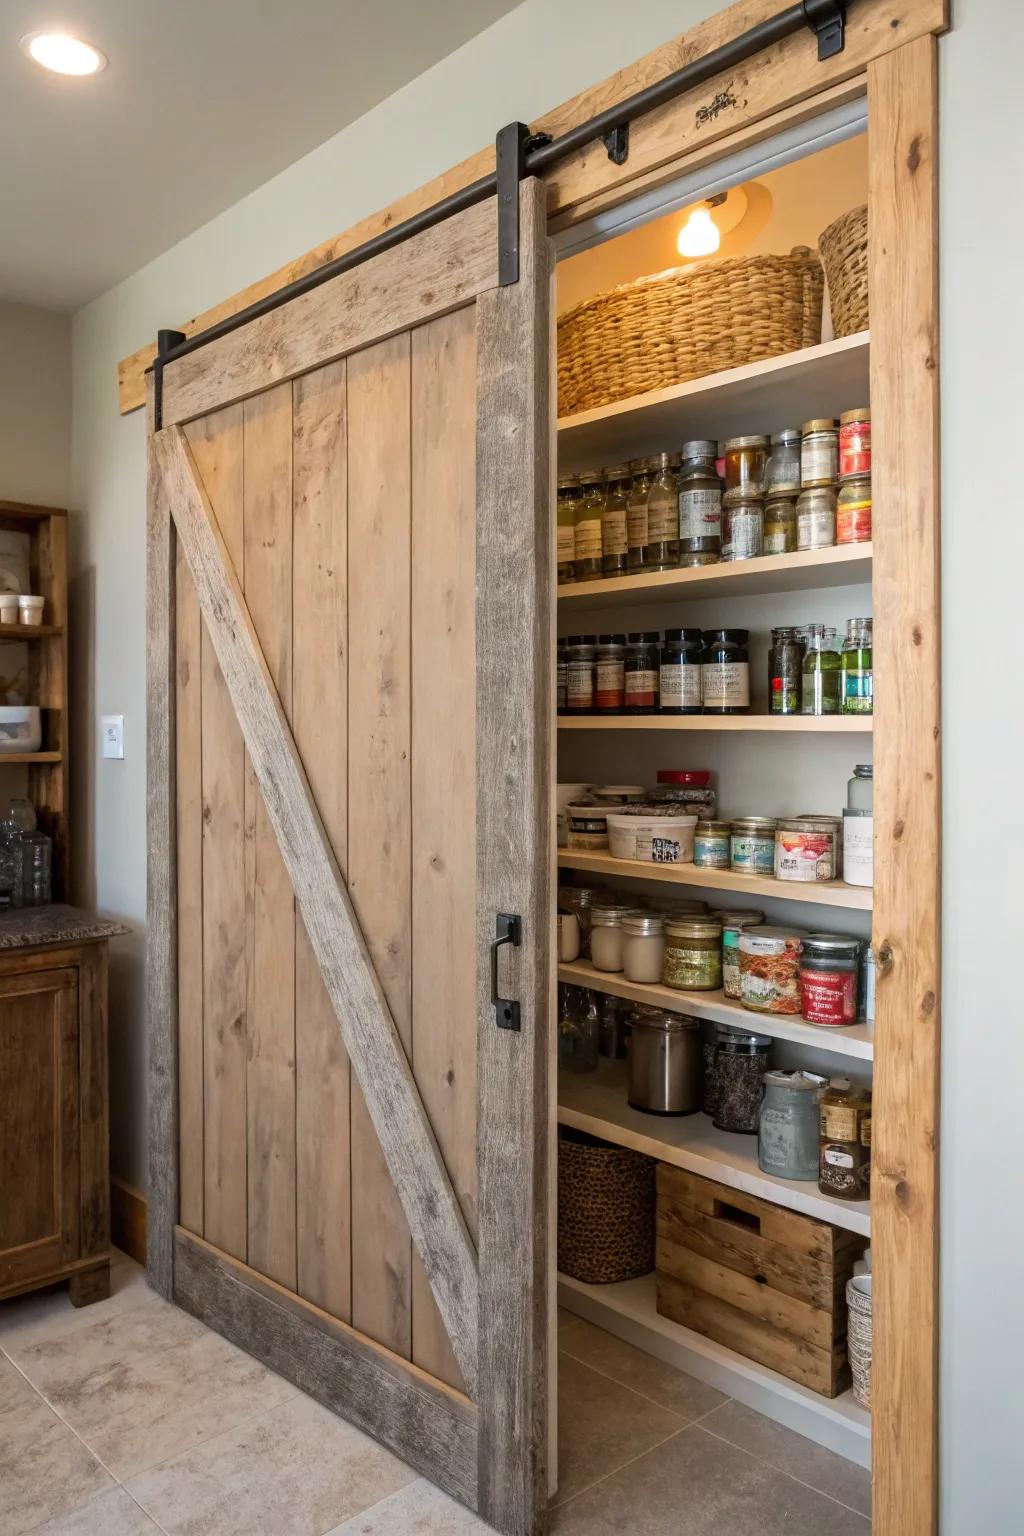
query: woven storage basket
[
  {"left": 846, "top": 1273, "right": 873, "bottom": 1408},
  {"left": 557, "top": 247, "right": 824, "bottom": 417},
  {"left": 557, "top": 1127, "right": 656, "bottom": 1285},
  {"left": 819, "top": 205, "right": 869, "bottom": 337}
]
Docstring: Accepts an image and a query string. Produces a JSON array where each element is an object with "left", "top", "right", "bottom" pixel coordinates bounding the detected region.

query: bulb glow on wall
[
  {"left": 677, "top": 206, "right": 721, "bottom": 258},
  {"left": 20, "top": 33, "right": 107, "bottom": 75}
]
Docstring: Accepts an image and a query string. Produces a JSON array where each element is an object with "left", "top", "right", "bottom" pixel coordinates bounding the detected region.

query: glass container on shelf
[
  {"left": 764, "top": 494, "right": 797, "bottom": 554},
  {"left": 573, "top": 471, "right": 605, "bottom": 582},
  {"left": 721, "top": 490, "right": 763, "bottom": 562},
  {"left": 765, "top": 428, "right": 802, "bottom": 495},
  {"left": 594, "top": 634, "right": 626, "bottom": 715},
  {"left": 558, "top": 985, "right": 601, "bottom": 1075},
  {"left": 625, "top": 457, "right": 654, "bottom": 573},
  {"left": 556, "top": 475, "right": 580, "bottom": 584},
  {"left": 624, "top": 632, "right": 660, "bottom": 714},
  {"left": 841, "top": 617, "right": 873, "bottom": 715},
  {"left": 600, "top": 464, "right": 631, "bottom": 579},
  {"left": 659, "top": 627, "right": 703, "bottom": 716},
  {"left": 676, "top": 440, "right": 722, "bottom": 566},
  {"left": 723, "top": 435, "right": 768, "bottom": 497},
  {"left": 768, "top": 626, "right": 805, "bottom": 715},
  {"left": 800, "top": 624, "right": 841, "bottom": 715},
  {"left": 701, "top": 629, "right": 749, "bottom": 715},
  {"left": 642, "top": 453, "right": 680, "bottom": 570}
]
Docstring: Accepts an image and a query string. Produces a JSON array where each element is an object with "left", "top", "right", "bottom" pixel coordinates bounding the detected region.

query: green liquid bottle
[
  {"left": 800, "top": 624, "right": 841, "bottom": 715},
  {"left": 841, "top": 617, "right": 874, "bottom": 715}
]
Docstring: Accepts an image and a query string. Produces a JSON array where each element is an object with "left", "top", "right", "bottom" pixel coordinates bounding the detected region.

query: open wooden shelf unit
[{"left": 557, "top": 848, "right": 872, "bottom": 911}]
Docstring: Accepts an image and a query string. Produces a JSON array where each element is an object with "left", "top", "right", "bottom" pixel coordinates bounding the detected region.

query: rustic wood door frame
[{"left": 147, "top": 181, "right": 551, "bottom": 1535}]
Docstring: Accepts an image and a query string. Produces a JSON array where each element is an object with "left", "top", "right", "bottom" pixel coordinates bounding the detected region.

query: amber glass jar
[
  {"left": 819, "top": 1078, "right": 872, "bottom": 1200},
  {"left": 574, "top": 470, "right": 605, "bottom": 582},
  {"left": 764, "top": 494, "right": 797, "bottom": 554},
  {"left": 723, "top": 435, "right": 768, "bottom": 497}
]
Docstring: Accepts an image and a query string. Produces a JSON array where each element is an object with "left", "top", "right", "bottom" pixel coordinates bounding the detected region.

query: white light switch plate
[{"left": 101, "top": 715, "right": 124, "bottom": 759}]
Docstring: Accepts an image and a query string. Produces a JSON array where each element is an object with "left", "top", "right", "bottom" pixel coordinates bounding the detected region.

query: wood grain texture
[
  {"left": 28, "top": 511, "right": 69, "bottom": 899},
  {"left": 118, "top": 0, "right": 947, "bottom": 415},
  {"left": 160, "top": 200, "right": 499, "bottom": 427},
  {"left": 110, "top": 1177, "right": 147, "bottom": 1266},
  {"left": 186, "top": 408, "right": 248, "bottom": 1263},
  {"left": 242, "top": 384, "right": 297, "bottom": 1291},
  {"left": 409, "top": 307, "right": 478, "bottom": 1392},
  {"left": 175, "top": 503, "right": 204, "bottom": 1238},
  {"left": 153, "top": 423, "right": 479, "bottom": 1394},
  {"left": 868, "top": 36, "right": 940, "bottom": 1536},
  {"left": 474, "top": 179, "right": 552, "bottom": 1536},
  {"left": 346, "top": 332, "right": 414, "bottom": 1361},
  {"left": 145, "top": 414, "right": 178, "bottom": 1298},
  {"left": 76, "top": 944, "right": 110, "bottom": 1258},
  {"left": 174, "top": 1227, "right": 478, "bottom": 1508},
  {"left": 292, "top": 361, "right": 352, "bottom": 1322}
]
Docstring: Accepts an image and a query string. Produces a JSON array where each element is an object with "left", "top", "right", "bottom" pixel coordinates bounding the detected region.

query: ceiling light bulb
[
  {"left": 677, "top": 207, "right": 720, "bottom": 259},
  {"left": 21, "top": 33, "right": 107, "bottom": 76}
]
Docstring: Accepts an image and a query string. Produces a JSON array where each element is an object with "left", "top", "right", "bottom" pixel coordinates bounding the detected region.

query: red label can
[{"left": 800, "top": 966, "right": 856, "bottom": 1025}]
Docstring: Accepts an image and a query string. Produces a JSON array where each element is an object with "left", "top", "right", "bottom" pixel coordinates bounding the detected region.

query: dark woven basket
[{"left": 557, "top": 1127, "right": 656, "bottom": 1285}]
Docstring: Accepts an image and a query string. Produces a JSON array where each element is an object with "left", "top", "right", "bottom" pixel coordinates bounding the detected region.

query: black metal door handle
[{"left": 491, "top": 913, "right": 522, "bottom": 1031}]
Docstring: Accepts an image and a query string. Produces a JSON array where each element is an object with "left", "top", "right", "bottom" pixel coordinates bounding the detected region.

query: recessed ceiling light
[{"left": 20, "top": 32, "right": 107, "bottom": 76}]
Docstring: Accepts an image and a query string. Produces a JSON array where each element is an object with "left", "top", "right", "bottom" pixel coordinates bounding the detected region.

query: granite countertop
[{"left": 0, "top": 904, "right": 129, "bottom": 950}]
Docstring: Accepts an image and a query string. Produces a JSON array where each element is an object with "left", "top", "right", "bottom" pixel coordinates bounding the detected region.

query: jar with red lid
[
  {"left": 800, "top": 933, "right": 859, "bottom": 1026},
  {"left": 650, "top": 768, "right": 715, "bottom": 818}
]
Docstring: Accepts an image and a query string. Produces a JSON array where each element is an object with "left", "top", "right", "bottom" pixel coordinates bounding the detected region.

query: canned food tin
[
  {"left": 566, "top": 804, "right": 609, "bottom": 851},
  {"left": 693, "top": 820, "right": 731, "bottom": 869},
  {"left": 739, "top": 926, "right": 804, "bottom": 1015},
  {"left": 730, "top": 817, "right": 778, "bottom": 876},
  {"left": 717, "top": 909, "right": 765, "bottom": 999},
  {"left": 774, "top": 817, "right": 840, "bottom": 882}
]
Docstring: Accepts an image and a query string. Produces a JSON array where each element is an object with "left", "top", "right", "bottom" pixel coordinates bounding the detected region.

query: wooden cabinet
[{"left": 0, "top": 936, "right": 116, "bottom": 1307}]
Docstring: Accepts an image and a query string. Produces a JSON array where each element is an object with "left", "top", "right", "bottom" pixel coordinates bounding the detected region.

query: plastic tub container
[
  {"left": 0, "top": 706, "right": 42, "bottom": 753},
  {"left": 18, "top": 595, "right": 44, "bottom": 626},
  {"left": 607, "top": 812, "right": 696, "bottom": 864},
  {"left": 566, "top": 804, "right": 609, "bottom": 851}
]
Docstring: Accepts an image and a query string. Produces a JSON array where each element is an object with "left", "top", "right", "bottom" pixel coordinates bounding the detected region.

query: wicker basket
[
  {"left": 557, "top": 1127, "right": 656, "bottom": 1285},
  {"left": 557, "top": 247, "right": 824, "bottom": 417},
  {"left": 846, "top": 1273, "right": 873, "bottom": 1408},
  {"left": 819, "top": 205, "right": 869, "bottom": 337}
]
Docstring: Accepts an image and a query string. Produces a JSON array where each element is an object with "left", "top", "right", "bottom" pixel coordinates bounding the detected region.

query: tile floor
[{"left": 0, "top": 1252, "right": 870, "bottom": 1534}]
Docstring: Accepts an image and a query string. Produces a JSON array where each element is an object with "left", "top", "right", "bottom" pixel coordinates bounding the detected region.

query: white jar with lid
[
  {"left": 622, "top": 912, "right": 666, "bottom": 983},
  {"left": 844, "top": 765, "right": 873, "bottom": 887},
  {"left": 589, "top": 904, "right": 640, "bottom": 973}
]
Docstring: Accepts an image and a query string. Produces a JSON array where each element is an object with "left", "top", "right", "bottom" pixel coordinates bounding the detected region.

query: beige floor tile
[
  {"left": 0, "top": 1353, "right": 37, "bottom": 1414},
  {"left": 327, "top": 1478, "right": 498, "bottom": 1534},
  {"left": 0, "top": 1393, "right": 115, "bottom": 1535},
  {"left": 127, "top": 1391, "right": 415, "bottom": 1535},
  {"left": 9, "top": 1293, "right": 205, "bottom": 1390},
  {"left": 554, "top": 1352, "right": 685, "bottom": 1506},
  {"left": 700, "top": 1399, "right": 872, "bottom": 1517},
  {"left": 32, "top": 1486, "right": 164, "bottom": 1534},
  {"left": 0, "top": 1253, "right": 148, "bottom": 1353},
  {"left": 550, "top": 1422, "right": 870, "bottom": 1535},
  {"left": 39, "top": 1326, "right": 297, "bottom": 1480},
  {"left": 559, "top": 1316, "right": 728, "bottom": 1422}
]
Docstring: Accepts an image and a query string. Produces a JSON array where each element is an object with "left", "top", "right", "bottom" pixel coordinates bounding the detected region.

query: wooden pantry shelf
[
  {"left": 558, "top": 961, "right": 874, "bottom": 1062},
  {"left": 557, "top": 332, "right": 870, "bottom": 474},
  {"left": 558, "top": 715, "right": 873, "bottom": 733},
  {"left": 558, "top": 848, "right": 871, "bottom": 911},
  {"left": 558, "top": 1058, "right": 871, "bottom": 1236},
  {"left": 0, "top": 624, "right": 62, "bottom": 640},
  {"left": 557, "top": 543, "right": 872, "bottom": 610},
  {"left": 0, "top": 752, "right": 62, "bottom": 765}
]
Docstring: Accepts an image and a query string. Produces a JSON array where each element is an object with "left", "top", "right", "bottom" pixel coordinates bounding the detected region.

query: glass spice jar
[
  {"left": 556, "top": 475, "right": 579, "bottom": 583},
  {"left": 841, "top": 617, "right": 873, "bottom": 715},
  {"left": 758, "top": 1070, "right": 825, "bottom": 1180},
  {"left": 693, "top": 820, "right": 731, "bottom": 869},
  {"left": 643, "top": 452, "right": 680, "bottom": 570},
  {"left": 676, "top": 440, "right": 722, "bottom": 566},
  {"left": 800, "top": 933, "right": 860, "bottom": 1026},
  {"left": 801, "top": 418, "right": 839, "bottom": 488},
  {"left": 819, "top": 1078, "right": 872, "bottom": 1200},
  {"left": 574, "top": 471, "right": 605, "bottom": 581},
  {"left": 797, "top": 486, "right": 837, "bottom": 550},
  {"left": 601, "top": 464, "right": 631, "bottom": 578},
  {"left": 622, "top": 911, "right": 667, "bottom": 984},
  {"left": 701, "top": 628, "right": 750, "bottom": 714},
  {"left": 713, "top": 1029, "right": 772, "bottom": 1134},
  {"left": 659, "top": 627, "right": 703, "bottom": 715},
  {"left": 624, "top": 632, "right": 661, "bottom": 713},
  {"left": 768, "top": 626, "right": 805, "bottom": 715},
  {"left": 839, "top": 407, "right": 871, "bottom": 479},
  {"left": 594, "top": 633, "right": 626, "bottom": 714},
  {"left": 721, "top": 490, "right": 764, "bottom": 562},
  {"left": 764, "top": 493, "right": 797, "bottom": 554},
  {"left": 663, "top": 917, "right": 723, "bottom": 992},
  {"left": 837, "top": 474, "right": 872, "bottom": 545},
  {"left": 626, "top": 457, "right": 654, "bottom": 573},
  {"left": 565, "top": 634, "right": 597, "bottom": 714},
  {"left": 765, "top": 428, "right": 802, "bottom": 494},
  {"left": 717, "top": 909, "right": 765, "bottom": 999},
  {"left": 724, "top": 434, "right": 769, "bottom": 496},
  {"left": 558, "top": 985, "right": 601, "bottom": 1075},
  {"left": 800, "top": 625, "right": 842, "bottom": 715},
  {"left": 730, "top": 817, "right": 777, "bottom": 876}
]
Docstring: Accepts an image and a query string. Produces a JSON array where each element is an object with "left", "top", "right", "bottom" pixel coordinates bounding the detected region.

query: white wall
[
  {"left": 0, "top": 301, "right": 70, "bottom": 505},
  {"left": 69, "top": 0, "right": 1022, "bottom": 1521}
]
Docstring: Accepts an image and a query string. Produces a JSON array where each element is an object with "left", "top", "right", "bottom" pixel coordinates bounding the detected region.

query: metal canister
[{"left": 627, "top": 1008, "right": 702, "bottom": 1115}]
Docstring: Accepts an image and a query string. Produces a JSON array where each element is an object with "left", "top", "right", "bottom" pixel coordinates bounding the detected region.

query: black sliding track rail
[{"left": 152, "top": 0, "right": 845, "bottom": 426}]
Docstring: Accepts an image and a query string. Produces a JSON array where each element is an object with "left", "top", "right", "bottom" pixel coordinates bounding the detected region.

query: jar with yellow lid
[{"left": 662, "top": 917, "right": 723, "bottom": 992}]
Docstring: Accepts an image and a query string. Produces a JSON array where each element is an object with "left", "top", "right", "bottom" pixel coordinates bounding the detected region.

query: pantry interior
[{"left": 550, "top": 121, "right": 877, "bottom": 1470}]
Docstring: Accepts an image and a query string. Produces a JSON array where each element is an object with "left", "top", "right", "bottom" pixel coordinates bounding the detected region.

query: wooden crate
[{"left": 655, "top": 1164, "right": 862, "bottom": 1398}]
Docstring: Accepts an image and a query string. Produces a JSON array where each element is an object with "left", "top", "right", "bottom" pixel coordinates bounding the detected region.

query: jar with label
[
  {"left": 739, "top": 926, "right": 804, "bottom": 1015},
  {"left": 701, "top": 629, "right": 749, "bottom": 714},
  {"left": 574, "top": 471, "right": 605, "bottom": 581},
  {"left": 758, "top": 1070, "right": 825, "bottom": 1180},
  {"left": 565, "top": 635, "right": 597, "bottom": 714},
  {"left": 556, "top": 638, "right": 568, "bottom": 714},
  {"left": 730, "top": 817, "right": 777, "bottom": 876},
  {"left": 626, "top": 457, "right": 654, "bottom": 573},
  {"left": 801, "top": 418, "right": 838, "bottom": 488},
  {"left": 764, "top": 494, "right": 797, "bottom": 555},
  {"left": 677, "top": 440, "right": 722, "bottom": 566},
  {"left": 693, "top": 820, "right": 731, "bottom": 869},
  {"left": 837, "top": 474, "right": 872, "bottom": 544},
  {"left": 556, "top": 476, "right": 579, "bottom": 583},
  {"left": 590, "top": 902, "right": 641, "bottom": 972},
  {"left": 819, "top": 1078, "right": 871, "bottom": 1200},
  {"left": 724, "top": 435, "right": 768, "bottom": 496},
  {"left": 643, "top": 452, "right": 680, "bottom": 570},
  {"left": 601, "top": 464, "right": 631, "bottom": 578},
  {"left": 594, "top": 633, "right": 626, "bottom": 714},
  {"left": 800, "top": 625, "right": 841, "bottom": 715},
  {"left": 775, "top": 817, "right": 839, "bottom": 883},
  {"left": 713, "top": 1029, "right": 772, "bottom": 1134},
  {"left": 839, "top": 407, "right": 871, "bottom": 479},
  {"left": 800, "top": 933, "right": 859, "bottom": 1025},
  {"left": 841, "top": 617, "right": 873, "bottom": 715},
  {"left": 624, "top": 632, "right": 660, "bottom": 713},
  {"left": 768, "top": 626, "right": 804, "bottom": 715},
  {"left": 622, "top": 911, "right": 666, "bottom": 984},
  {"left": 843, "top": 808, "right": 873, "bottom": 887},
  {"left": 659, "top": 627, "right": 703, "bottom": 715},
  {"left": 721, "top": 490, "right": 764, "bottom": 561},
  {"left": 717, "top": 909, "right": 764, "bottom": 998},
  {"left": 858, "top": 944, "right": 876, "bottom": 1023},
  {"left": 765, "top": 428, "right": 802, "bottom": 494},
  {"left": 663, "top": 917, "right": 723, "bottom": 991},
  {"left": 797, "top": 486, "right": 837, "bottom": 550}
]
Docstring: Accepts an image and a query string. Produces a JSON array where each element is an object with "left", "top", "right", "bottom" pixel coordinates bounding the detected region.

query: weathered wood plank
[
  {"left": 410, "top": 307, "right": 478, "bottom": 1391},
  {"left": 175, "top": 502, "right": 204, "bottom": 1238},
  {"left": 242, "top": 383, "right": 297, "bottom": 1291},
  {"left": 292, "top": 361, "right": 352, "bottom": 1322},
  {"left": 346, "top": 332, "right": 414, "bottom": 1360},
  {"left": 153, "top": 422, "right": 479, "bottom": 1395},
  {"left": 474, "top": 179, "right": 552, "bottom": 1535},
  {"left": 868, "top": 35, "right": 940, "bottom": 1536},
  {"left": 76, "top": 944, "right": 110, "bottom": 1259},
  {"left": 173, "top": 1227, "right": 478, "bottom": 1509}
]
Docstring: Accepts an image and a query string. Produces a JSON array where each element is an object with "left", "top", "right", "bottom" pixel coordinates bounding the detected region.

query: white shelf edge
[
  {"left": 557, "top": 849, "right": 873, "bottom": 912},
  {"left": 558, "top": 1272, "right": 871, "bottom": 1470}
]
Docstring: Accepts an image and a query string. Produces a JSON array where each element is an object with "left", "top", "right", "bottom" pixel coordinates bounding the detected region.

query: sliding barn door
[{"left": 146, "top": 181, "right": 552, "bottom": 1535}]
